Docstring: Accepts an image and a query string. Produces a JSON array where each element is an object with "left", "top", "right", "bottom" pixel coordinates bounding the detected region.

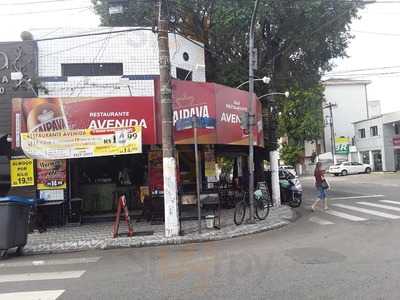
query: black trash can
[{"left": 0, "top": 196, "right": 33, "bottom": 258}]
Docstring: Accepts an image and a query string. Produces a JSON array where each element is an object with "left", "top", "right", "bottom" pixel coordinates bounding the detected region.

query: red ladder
[{"left": 112, "top": 194, "right": 134, "bottom": 238}]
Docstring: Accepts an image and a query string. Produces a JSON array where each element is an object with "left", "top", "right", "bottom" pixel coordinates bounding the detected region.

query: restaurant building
[{"left": 9, "top": 28, "right": 264, "bottom": 225}]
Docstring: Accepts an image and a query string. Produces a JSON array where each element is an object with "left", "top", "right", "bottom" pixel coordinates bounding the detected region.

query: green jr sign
[{"left": 335, "top": 143, "right": 349, "bottom": 154}]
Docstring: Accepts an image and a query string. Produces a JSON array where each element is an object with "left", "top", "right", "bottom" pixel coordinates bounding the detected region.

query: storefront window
[{"left": 361, "top": 151, "right": 370, "bottom": 164}]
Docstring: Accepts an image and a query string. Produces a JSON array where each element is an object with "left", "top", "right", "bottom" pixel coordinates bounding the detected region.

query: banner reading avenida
[{"left": 21, "top": 126, "right": 142, "bottom": 160}]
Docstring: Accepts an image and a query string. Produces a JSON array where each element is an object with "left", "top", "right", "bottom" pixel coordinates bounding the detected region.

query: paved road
[{"left": 1, "top": 173, "right": 400, "bottom": 299}]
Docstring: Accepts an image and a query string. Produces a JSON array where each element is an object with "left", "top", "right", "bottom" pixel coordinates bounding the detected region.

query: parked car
[{"left": 328, "top": 162, "right": 372, "bottom": 176}]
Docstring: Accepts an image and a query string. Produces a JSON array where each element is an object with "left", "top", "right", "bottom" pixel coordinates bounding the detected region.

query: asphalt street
[{"left": 1, "top": 173, "right": 400, "bottom": 300}]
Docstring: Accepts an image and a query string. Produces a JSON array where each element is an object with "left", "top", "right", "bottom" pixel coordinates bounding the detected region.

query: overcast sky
[{"left": 0, "top": 0, "right": 399, "bottom": 113}]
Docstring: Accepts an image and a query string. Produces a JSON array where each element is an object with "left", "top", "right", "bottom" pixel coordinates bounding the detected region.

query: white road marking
[
  {"left": 0, "top": 270, "right": 85, "bottom": 283},
  {"left": 325, "top": 209, "right": 367, "bottom": 221},
  {"left": 0, "top": 257, "right": 101, "bottom": 268},
  {"left": 380, "top": 200, "right": 400, "bottom": 206},
  {"left": 332, "top": 204, "right": 400, "bottom": 219},
  {"left": 358, "top": 202, "right": 400, "bottom": 212},
  {"left": 329, "top": 195, "right": 384, "bottom": 200},
  {"left": 0, "top": 290, "right": 65, "bottom": 300},
  {"left": 309, "top": 216, "right": 334, "bottom": 225}
]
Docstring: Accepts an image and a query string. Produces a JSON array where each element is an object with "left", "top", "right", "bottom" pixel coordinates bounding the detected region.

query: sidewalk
[{"left": 24, "top": 206, "right": 294, "bottom": 255}]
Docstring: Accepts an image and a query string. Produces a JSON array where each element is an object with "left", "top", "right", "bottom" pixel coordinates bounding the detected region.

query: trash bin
[
  {"left": 205, "top": 215, "right": 215, "bottom": 229},
  {"left": 0, "top": 196, "right": 33, "bottom": 258}
]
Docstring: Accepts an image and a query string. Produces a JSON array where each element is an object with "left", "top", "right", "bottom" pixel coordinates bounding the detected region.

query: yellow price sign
[{"left": 10, "top": 158, "right": 35, "bottom": 187}]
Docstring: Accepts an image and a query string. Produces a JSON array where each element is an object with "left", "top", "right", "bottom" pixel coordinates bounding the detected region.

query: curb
[{"left": 23, "top": 206, "right": 295, "bottom": 256}]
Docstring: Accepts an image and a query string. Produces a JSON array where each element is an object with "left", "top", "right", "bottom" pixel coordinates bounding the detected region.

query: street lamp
[
  {"left": 236, "top": 76, "right": 271, "bottom": 89},
  {"left": 259, "top": 91, "right": 290, "bottom": 101}
]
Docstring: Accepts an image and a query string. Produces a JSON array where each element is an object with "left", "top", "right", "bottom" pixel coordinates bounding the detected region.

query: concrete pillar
[
  {"left": 369, "top": 151, "right": 374, "bottom": 171},
  {"left": 381, "top": 148, "right": 387, "bottom": 172},
  {"left": 357, "top": 151, "right": 362, "bottom": 163}
]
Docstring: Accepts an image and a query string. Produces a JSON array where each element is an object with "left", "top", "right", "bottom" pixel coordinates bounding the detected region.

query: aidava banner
[{"left": 21, "top": 126, "right": 142, "bottom": 160}]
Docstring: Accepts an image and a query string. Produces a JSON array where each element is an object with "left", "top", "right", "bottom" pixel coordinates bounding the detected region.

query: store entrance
[
  {"left": 395, "top": 150, "right": 400, "bottom": 171},
  {"left": 70, "top": 154, "right": 147, "bottom": 216},
  {"left": 372, "top": 150, "right": 382, "bottom": 172}
]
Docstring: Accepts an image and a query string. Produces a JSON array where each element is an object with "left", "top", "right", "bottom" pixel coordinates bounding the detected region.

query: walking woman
[{"left": 312, "top": 162, "right": 329, "bottom": 211}]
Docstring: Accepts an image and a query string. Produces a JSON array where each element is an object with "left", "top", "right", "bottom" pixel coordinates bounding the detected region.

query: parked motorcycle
[{"left": 264, "top": 169, "right": 303, "bottom": 208}]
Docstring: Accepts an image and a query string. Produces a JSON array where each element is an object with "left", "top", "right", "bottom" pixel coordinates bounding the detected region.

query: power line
[
  {"left": 326, "top": 65, "right": 400, "bottom": 75},
  {"left": 0, "top": 6, "right": 91, "bottom": 16},
  {"left": 354, "top": 30, "right": 400, "bottom": 36},
  {"left": 35, "top": 27, "right": 153, "bottom": 42},
  {"left": 0, "top": 0, "right": 78, "bottom": 6}
]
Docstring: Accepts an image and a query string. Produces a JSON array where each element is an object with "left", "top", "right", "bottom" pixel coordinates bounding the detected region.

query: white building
[
  {"left": 34, "top": 27, "right": 206, "bottom": 97},
  {"left": 322, "top": 78, "right": 371, "bottom": 157},
  {"left": 353, "top": 111, "right": 400, "bottom": 172}
]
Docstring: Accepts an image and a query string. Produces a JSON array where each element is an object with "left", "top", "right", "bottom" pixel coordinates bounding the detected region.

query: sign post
[
  {"left": 176, "top": 116, "right": 216, "bottom": 233},
  {"left": 192, "top": 116, "right": 202, "bottom": 233}
]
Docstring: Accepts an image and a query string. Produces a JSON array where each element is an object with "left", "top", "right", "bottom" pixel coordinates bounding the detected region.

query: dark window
[
  {"left": 183, "top": 52, "right": 190, "bottom": 61},
  {"left": 359, "top": 128, "right": 366, "bottom": 138},
  {"left": 61, "top": 63, "right": 123, "bottom": 77},
  {"left": 176, "top": 67, "right": 192, "bottom": 81},
  {"left": 370, "top": 126, "right": 378, "bottom": 136},
  {"left": 395, "top": 123, "right": 400, "bottom": 135}
]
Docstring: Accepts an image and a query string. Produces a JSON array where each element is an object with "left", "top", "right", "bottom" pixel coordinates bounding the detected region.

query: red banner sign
[
  {"left": 12, "top": 96, "right": 156, "bottom": 148},
  {"left": 12, "top": 81, "right": 264, "bottom": 148},
  {"left": 393, "top": 137, "right": 400, "bottom": 149}
]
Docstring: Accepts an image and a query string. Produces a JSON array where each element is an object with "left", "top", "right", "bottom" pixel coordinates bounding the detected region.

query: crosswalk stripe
[
  {"left": 329, "top": 195, "right": 384, "bottom": 200},
  {"left": 0, "top": 257, "right": 101, "bottom": 269},
  {"left": 325, "top": 209, "right": 367, "bottom": 221},
  {"left": 0, "top": 290, "right": 65, "bottom": 300},
  {"left": 332, "top": 204, "right": 400, "bottom": 219},
  {"left": 309, "top": 216, "right": 334, "bottom": 225},
  {"left": 0, "top": 270, "right": 85, "bottom": 283},
  {"left": 380, "top": 200, "right": 400, "bottom": 206},
  {"left": 358, "top": 202, "right": 400, "bottom": 212}
]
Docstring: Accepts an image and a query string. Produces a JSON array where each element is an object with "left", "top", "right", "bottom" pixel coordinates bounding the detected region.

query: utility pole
[
  {"left": 247, "top": 0, "right": 260, "bottom": 223},
  {"left": 269, "top": 93, "right": 281, "bottom": 207},
  {"left": 157, "top": 0, "right": 179, "bottom": 237},
  {"left": 324, "top": 102, "right": 338, "bottom": 165}
]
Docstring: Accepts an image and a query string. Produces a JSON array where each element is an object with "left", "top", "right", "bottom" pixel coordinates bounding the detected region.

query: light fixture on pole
[
  {"left": 236, "top": 76, "right": 271, "bottom": 89},
  {"left": 258, "top": 91, "right": 290, "bottom": 101}
]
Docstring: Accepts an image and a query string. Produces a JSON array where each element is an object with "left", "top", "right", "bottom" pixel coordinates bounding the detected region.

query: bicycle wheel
[
  {"left": 234, "top": 200, "right": 246, "bottom": 225},
  {"left": 255, "top": 198, "right": 270, "bottom": 220}
]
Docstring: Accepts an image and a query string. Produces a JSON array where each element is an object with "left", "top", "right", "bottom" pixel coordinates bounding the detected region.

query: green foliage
[
  {"left": 91, "top": 0, "right": 364, "bottom": 149},
  {"left": 216, "top": 156, "right": 234, "bottom": 177},
  {"left": 280, "top": 144, "right": 304, "bottom": 166},
  {"left": 279, "top": 84, "right": 325, "bottom": 145}
]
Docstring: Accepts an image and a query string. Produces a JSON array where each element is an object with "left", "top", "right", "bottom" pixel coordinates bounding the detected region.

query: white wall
[
  {"left": 323, "top": 81, "right": 369, "bottom": 152},
  {"left": 354, "top": 117, "right": 384, "bottom": 152},
  {"left": 37, "top": 27, "right": 206, "bottom": 97}
]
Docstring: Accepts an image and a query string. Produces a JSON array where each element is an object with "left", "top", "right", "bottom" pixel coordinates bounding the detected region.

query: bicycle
[{"left": 234, "top": 188, "right": 270, "bottom": 225}]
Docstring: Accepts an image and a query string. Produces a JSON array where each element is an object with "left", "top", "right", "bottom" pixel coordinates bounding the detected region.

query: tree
[
  {"left": 278, "top": 84, "right": 325, "bottom": 146},
  {"left": 91, "top": 0, "right": 363, "bottom": 152}
]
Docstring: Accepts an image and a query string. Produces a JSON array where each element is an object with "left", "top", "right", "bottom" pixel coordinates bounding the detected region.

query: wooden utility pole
[{"left": 157, "top": 0, "right": 179, "bottom": 237}]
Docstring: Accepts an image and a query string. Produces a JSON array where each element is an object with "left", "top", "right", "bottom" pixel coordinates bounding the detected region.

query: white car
[{"left": 328, "top": 162, "right": 372, "bottom": 176}]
